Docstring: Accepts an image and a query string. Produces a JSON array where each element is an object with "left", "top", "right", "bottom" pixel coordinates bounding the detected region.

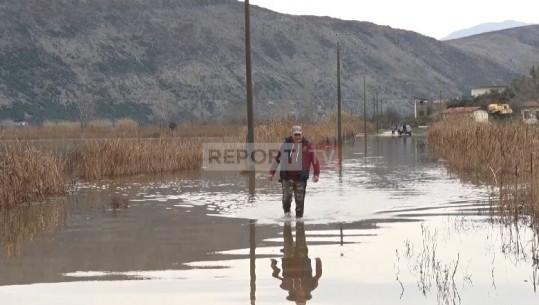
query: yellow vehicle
[{"left": 488, "top": 103, "right": 513, "bottom": 121}]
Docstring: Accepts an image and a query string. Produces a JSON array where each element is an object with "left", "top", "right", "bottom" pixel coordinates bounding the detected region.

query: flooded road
[{"left": 1, "top": 136, "right": 538, "bottom": 304}]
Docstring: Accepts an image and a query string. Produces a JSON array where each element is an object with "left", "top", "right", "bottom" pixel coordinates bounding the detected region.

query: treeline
[{"left": 447, "top": 66, "right": 539, "bottom": 111}]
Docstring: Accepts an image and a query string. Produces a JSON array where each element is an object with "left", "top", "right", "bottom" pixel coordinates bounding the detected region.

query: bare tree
[
  {"left": 73, "top": 92, "right": 96, "bottom": 128},
  {"left": 303, "top": 82, "right": 314, "bottom": 122},
  {"left": 148, "top": 88, "right": 177, "bottom": 128}
]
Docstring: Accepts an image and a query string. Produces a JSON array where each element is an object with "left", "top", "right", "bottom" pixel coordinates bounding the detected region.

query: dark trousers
[{"left": 281, "top": 180, "right": 307, "bottom": 217}]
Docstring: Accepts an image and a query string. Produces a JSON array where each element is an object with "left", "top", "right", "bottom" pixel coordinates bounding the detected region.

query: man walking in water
[{"left": 268, "top": 126, "right": 320, "bottom": 218}]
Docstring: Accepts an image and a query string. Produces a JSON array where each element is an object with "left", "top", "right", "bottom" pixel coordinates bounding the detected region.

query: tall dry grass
[
  {"left": 76, "top": 138, "right": 205, "bottom": 180},
  {"left": 427, "top": 117, "right": 539, "bottom": 223},
  {"left": 2, "top": 119, "right": 146, "bottom": 140},
  {"left": 0, "top": 120, "right": 247, "bottom": 140},
  {"left": 1, "top": 117, "right": 368, "bottom": 142},
  {"left": 249, "top": 117, "right": 370, "bottom": 143},
  {"left": 1, "top": 117, "right": 372, "bottom": 209},
  {"left": 73, "top": 118, "right": 368, "bottom": 180},
  {"left": 0, "top": 142, "right": 67, "bottom": 210},
  {"left": 0, "top": 142, "right": 67, "bottom": 208}
]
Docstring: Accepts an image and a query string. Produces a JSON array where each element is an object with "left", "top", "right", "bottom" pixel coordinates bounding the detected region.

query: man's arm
[
  {"left": 314, "top": 257, "right": 322, "bottom": 279},
  {"left": 310, "top": 144, "right": 320, "bottom": 182},
  {"left": 268, "top": 149, "right": 282, "bottom": 181},
  {"left": 270, "top": 258, "right": 283, "bottom": 279}
]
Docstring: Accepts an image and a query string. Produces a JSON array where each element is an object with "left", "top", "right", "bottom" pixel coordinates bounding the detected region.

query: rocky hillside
[
  {"left": 447, "top": 25, "right": 539, "bottom": 76},
  {"left": 0, "top": 0, "right": 537, "bottom": 124}
]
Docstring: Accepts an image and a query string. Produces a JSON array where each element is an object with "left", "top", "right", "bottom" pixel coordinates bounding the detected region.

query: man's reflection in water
[{"left": 271, "top": 221, "right": 322, "bottom": 304}]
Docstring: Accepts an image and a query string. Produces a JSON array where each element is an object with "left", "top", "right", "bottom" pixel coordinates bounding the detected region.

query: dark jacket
[{"left": 269, "top": 137, "right": 320, "bottom": 182}]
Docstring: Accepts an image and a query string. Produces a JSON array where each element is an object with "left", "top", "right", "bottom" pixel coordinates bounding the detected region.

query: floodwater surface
[{"left": 1, "top": 136, "right": 538, "bottom": 305}]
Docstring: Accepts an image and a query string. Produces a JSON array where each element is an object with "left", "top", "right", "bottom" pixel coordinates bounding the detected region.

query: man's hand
[
  {"left": 313, "top": 175, "right": 319, "bottom": 183},
  {"left": 268, "top": 173, "right": 274, "bottom": 181}
]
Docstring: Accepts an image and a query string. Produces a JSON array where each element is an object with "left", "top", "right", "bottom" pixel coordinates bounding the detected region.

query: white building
[{"left": 471, "top": 86, "right": 506, "bottom": 97}]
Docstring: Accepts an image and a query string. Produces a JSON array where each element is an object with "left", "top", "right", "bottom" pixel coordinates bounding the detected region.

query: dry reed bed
[
  {"left": 2, "top": 119, "right": 143, "bottom": 140},
  {"left": 1, "top": 118, "right": 366, "bottom": 143},
  {"left": 427, "top": 118, "right": 539, "bottom": 220},
  {"left": 0, "top": 118, "right": 368, "bottom": 209},
  {"left": 250, "top": 119, "right": 368, "bottom": 143},
  {"left": 0, "top": 120, "right": 246, "bottom": 140},
  {"left": 76, "top": 138, "right": 207, "bottom": 180},
  {"left": 0, "top": 143, "right": 67, "bottom": 210},
  {"left": 76, "top": 119, "right": 365, "bottom": 180}
]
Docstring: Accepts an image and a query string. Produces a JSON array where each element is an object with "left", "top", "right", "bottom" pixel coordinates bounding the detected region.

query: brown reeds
[
  {"left": 0, "top": 142, "right": 67, "bottom": 210},
  {"left": 0, "top": 117, "right": 372, "bottom": 209},
  {"left": 248, "top": 117, "right": 371, "bottom": 144},
  {"left": 1, "top": 117, "right": 368, "bottom": 143},
  {"left": 76, "top": 138, "right": 204, "bottom": 180},
  {"left": 2, "top": 119, "right": 147, "bottom": 140},
  {"left": 0, "top": 119, "right": 247, "bottom": 140},
  {"left": 427, "top": 117, "right": 539, "bottom": 224}
]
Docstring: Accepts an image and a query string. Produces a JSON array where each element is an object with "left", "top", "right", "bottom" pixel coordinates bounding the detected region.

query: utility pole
[
  {"left": 363, "top": 77, "right": 367, "bottom": 156},
  {"left": 249, "top": 219, "right": 256, "bottom": 304},
  {"left": 337, "top": 42, "right": 342, "bottom": 148},
  {"left": 363, "top": 76, "right": 367, "bottom": 138},
  {"left": 372, "top": 95, "right": 375, "bottom": 126},
  {"left": 244, "top": 0, "right": 254, "bottom": 170},
  {"left": 379, "top": 98, "right": 384, "bottom": 129},
  {"left": 375, "top": 89, "right": 379, "bottom": 133}
]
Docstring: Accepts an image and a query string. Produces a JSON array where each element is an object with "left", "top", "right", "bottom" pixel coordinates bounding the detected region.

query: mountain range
[
  {"left": 0, "top": 0, "right": 538, "bottom": 124},
  {"left": 442, "top": 20, "right": 534, "bottom": 40}
]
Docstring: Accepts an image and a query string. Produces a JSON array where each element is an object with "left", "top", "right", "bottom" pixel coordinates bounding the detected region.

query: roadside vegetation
[
  {"left": 428, "top": 117, "right": 539, "bottom": 226},
  {"left": 428, "top": 66, "right": 539, "bottom": 224}
]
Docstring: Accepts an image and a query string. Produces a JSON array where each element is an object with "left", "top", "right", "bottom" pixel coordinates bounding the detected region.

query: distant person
[
  {"left": 271, "top": 221, "right": 322, "bottom": 304},
  {"left": 268, "top": 126, "right": 320, "bottom": 218}
]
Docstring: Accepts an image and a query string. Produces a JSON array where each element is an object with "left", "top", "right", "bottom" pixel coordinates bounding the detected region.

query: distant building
[
  {"left": 413, "top": 98, "right": 449, "bottom": 119},
  {"left": 0, "top": 120, "right": 29, "bottom": 129},
  {"left": 414, "top": 98, "right": 429, "bottom": 119},
  {"left": 471, "top": 86, "right": 506, "bottom": 97},
  {"left": 442, "top": 107, "right": 492, "bottom": 122},
  {"left": 520, "top": 100, "right": 539, "bottom": 124},
  {"left": 430, "top": 99, "right": 447, "bottom": 115}
]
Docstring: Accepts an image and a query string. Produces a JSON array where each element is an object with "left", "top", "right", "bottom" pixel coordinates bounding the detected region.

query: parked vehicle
[
  {"left": 398, "top": 124, "right": 412, "bottom": 136},
  {"left": 488, "top": 103, "right": 513, "bottom": 121}
]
